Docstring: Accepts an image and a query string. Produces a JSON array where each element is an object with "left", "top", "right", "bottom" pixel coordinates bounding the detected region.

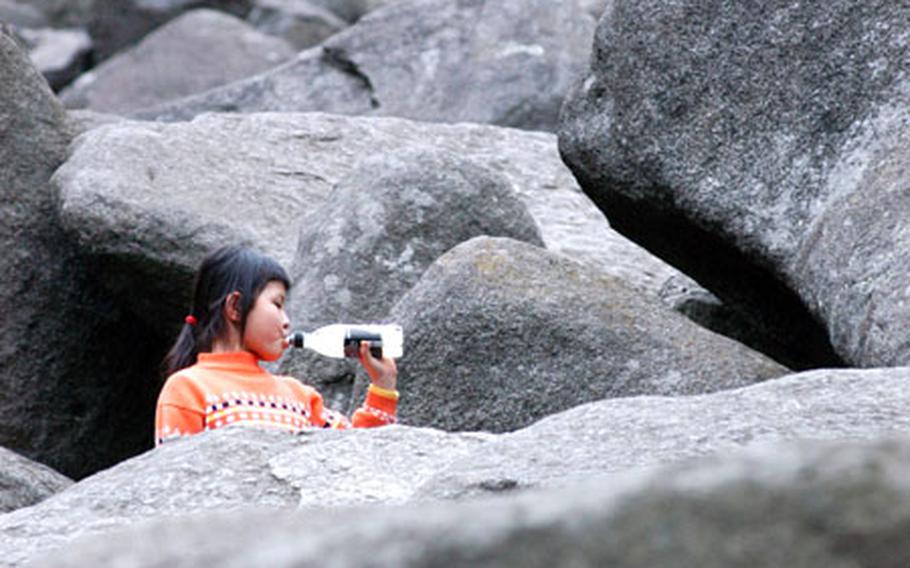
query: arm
[
  {"left": 309, "top": 341, "right": 398, "bottom": 429},
  {"left": 155, "top": 403, "right": 205, "bottom": 446},
  {"left": 352, "top": 340, "right": 398, "bottom": 427},
  {"left": 155, "top": 373, "right": 205, "bottom": 446}
]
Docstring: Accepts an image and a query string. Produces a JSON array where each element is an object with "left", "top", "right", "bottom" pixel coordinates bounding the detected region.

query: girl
[{"left": 155, "top": 245, "right": 398, "bottom": 446}]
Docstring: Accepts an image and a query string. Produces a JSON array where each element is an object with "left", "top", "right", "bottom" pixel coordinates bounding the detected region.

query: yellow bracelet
[{"left": 368, "top": 383, "right": 399, "bottom": 400}]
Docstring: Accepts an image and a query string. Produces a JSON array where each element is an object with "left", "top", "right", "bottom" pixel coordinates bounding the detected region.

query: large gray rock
[
  {"left": 382, "top": 236, "right": 788, "bottom": 433},
  {"left": 0, "top": 426, "right": 487, "bottom": 566},
  {"left": 30, "top": 436, "right": 910, "bottom": 568},
  {"left": 55, "top": 112, "right": 695, "bottom": 339},
  {"left": 59, "top": 9, "right": 293, "bottom": 114},
  {"left": 27, "top": 0, "right": 252, "bottom": 62},
  {"left": 67, "top": 108, "right": 124, "bottom": 135},
  {"left": 0, "top": 27, "right": 164, "bottom": 479},
  {"left": 0, "top": 1, "right": 48, "bottom": 28},
  {"left": 269, "top": 426, "right": 489, "bottom": 508},
  {"left": 580, "top": 0, "right": 609, "bottom": 18},
  {"left": 418, "top": 366, "right": 910, "bottom": 499},
  {"left": 247, "top": 0, "right": 346, "bottom": 50},
  {"left": 305, "top": 0, "right": 409, "bottom": 23},
  {"left": 282, "top": 148, "right": 544, "bottom": 408},
  {"left": 140, "top": 0, "right": 597, "bottom": 132},
  {"left": 559, "top": 1, "right": 910, "bottom": 367},
  {"left": 19, "top": 27, "right": 92, "bottom": 91},
  {"left": 0, "top": 447, "right": 71, "bottom": 514},
  {"left": 9, "top": 368, "right": 910, "bottom": 566}
]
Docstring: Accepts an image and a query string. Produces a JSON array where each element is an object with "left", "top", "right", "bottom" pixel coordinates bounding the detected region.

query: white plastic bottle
[{"left": 287, "top": 324, "right": 404, "bottom": 359}]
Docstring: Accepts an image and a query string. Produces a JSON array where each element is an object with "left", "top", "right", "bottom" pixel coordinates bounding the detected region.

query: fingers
[
  {"left": 359, "top": 340, "right": 374, "bottom": 363},
  {"left": 359, "top": 341, "right": 397, "bottom": 386}
]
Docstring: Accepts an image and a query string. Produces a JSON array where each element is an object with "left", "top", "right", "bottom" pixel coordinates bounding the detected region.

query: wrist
[
  {"left": 370, "top": 375, "right": 397, "bottom": 391},
  {"left": 368, "top": 383, "right": 399, "bottom": 400}
]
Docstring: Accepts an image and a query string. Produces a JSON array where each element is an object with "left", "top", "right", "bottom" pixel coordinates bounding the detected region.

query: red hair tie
[{"left": 185, "top": 315, "right": 198, "bottom": 326}]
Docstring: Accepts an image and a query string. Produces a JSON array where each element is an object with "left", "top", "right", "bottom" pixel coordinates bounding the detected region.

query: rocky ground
[{"left": 2, "top": 1, "right": 910, "bottom": 566}]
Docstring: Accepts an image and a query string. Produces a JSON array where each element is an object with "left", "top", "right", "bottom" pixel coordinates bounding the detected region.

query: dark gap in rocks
[
  {"left": 476, "top": 479, "right": 520, "bottom": 493},
  {"left": 92, "top": 252, "right": 195, "bottom": 340},
  {"left": 321, "top": 46, "right": 380, "bottom": 109},
  {"left": 61, "top": 253, "right": 179, "bottom": 479},
  {"left": 591, "top": 188, "right": 845, "bottom": 372},
  {"left": 70, "top": 296, "right": 168, "bottom": 480},
  {"left": 86, "top": 0, "right": 254, "bottom": 64}
]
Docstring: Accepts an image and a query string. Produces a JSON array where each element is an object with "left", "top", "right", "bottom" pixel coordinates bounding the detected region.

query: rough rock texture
[
  {"left": 269, "top": 426, "right": 489, "bottom": 508},
  {"left": 417, "top": 366, "right": 910, "bottom": 499},
  {"left": 31, "top": 436, "right": 910, "bottom": 568},
  {"left": 0, "top": 446, "right": 72, "bottom": 514},
  {"left": 0, "top": 28, "right": 164, "bottom": 479},
  {"left": 380, "top": 237, "right": 787, "bottom": 433},
  {"left": 27, "top": 0, "right": 252, "bottom": 62},
  {"left": 248, "top": 0, "right": 346, "bottom": 50},
  {"left": 559, "top": 1, "right": 910, "bottom": 368},
  {"left": 19, "top": 27, "right": 92, "bottom": 91},
  {"left": 8, "top": 369, "right": 910, "bottom": 566},
  {"left": 140, "top": 0, "right": 597, "bottom": 132},
  {"left": 281, "top": 148, "right": 544, "bottom": 408},
  {"left": 55, "top": 112, "right": 695, "bottom": 339},
  {"left": 59, "top": 9, "right": 293, "bottom": 114},
  {"left": 0, "top": 426, "right": 487, "bottom": 566}
]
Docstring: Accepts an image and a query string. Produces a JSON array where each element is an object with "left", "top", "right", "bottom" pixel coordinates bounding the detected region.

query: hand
[{"left": 359, "top": 341, "right": 397, "bottom": 391}]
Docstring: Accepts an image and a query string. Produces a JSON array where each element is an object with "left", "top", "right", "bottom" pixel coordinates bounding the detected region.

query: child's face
[{"left": 242, "top": 280, "right": 290, "bottom": 361}]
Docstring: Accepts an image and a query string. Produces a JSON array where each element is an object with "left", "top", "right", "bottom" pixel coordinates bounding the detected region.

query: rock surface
[
  {"left": 0, "top": 426, "right": 487, "bottom": 566},
  {"left": 6, "top": 367, "right": 910, "bottom": 566},
  {"left": 281, "top": 148, "right": 544, "bottom": 408},
  {"left": 417, "top": 366, "right": 910, "bottom": 499},
  {"left": 139, "top": 0, "right": 597, "bottom": 132},
  {"left": 27, "top": 0, "right": 252, "bottom": 62},
  {"left": 19, "top": 27, "right": 92, "bottom": 91},
  {"left": 30, "top": 436, "right": 910, "bottom": 568},
  {"left": 580, "top": 0, "right": 609, "bottom": 18},
  {"left": 559, "top": 1, "right": 910, "bottom": 368},
  {"left": 269, "top": 426, "right": 489, "bottom": 508},
  {"left": 0, "top": 447, "right": 72, "bottom": 514},
  {"left": 59, "top": 9, "right": 293, "bottom": 114},
  {"left": 67, "top": 108, "right": 124, "bottom": 134},
  {"left": 381, "top": 237, "right": 788, "bottom": 432},
  {"left": 306, "top": 0, "right": 410, "bottom": 23},
  {"left": 0, "top": 1, "right": 48, "bottom": 28},
  {"left": 0, "top": 27, "right": 163, "bottom": 479},
  {"left": 55, "top": 112, "right": 696, "bottom": 339},
  {"left": 247, "top": 0, "right": 346, "bottom": 50}
]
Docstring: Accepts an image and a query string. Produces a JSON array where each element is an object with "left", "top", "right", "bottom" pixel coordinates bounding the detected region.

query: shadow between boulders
[{"left": 587, "top": 185, "right": 845, "bottom": 371}]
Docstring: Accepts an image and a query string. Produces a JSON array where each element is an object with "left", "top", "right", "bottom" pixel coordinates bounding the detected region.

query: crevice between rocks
[
  {"left": 321, "top": 47, "right": 380, "bottom": 109},
  {"left": 591, "top": 187, "right": 845, "bottom": 372}
]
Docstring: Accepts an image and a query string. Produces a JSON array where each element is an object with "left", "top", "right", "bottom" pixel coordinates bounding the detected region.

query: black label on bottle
[{"left": 343, "top": 329, "right": 383, "bottom": 359}]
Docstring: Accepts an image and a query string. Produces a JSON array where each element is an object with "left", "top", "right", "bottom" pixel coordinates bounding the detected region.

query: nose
[{"left": 281, "top": 310, "right": 290, "bottom": 331}]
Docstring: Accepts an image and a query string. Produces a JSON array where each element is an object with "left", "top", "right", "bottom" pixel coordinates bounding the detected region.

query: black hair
[{"left": 163, "top": 245, "right": 291, "bottom": 376}]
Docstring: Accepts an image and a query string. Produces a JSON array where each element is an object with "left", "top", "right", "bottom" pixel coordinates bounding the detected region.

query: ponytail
[
  {"left": 163, "top": 323, "right": 198, "bottom": 377},
  {"left": 162, "top": 245, "right": 291, "bottom": 377}
]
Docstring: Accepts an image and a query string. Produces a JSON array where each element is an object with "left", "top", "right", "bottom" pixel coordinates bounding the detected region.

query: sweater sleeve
[
  {"left": 155, "top": 373, "right": 205, "bottom": 445},
  {"left": 351, "top": 384, "right": 398, "bottom": 428},
  {"left": 299, "top": 382, "right": 398, "bottom": 429}
]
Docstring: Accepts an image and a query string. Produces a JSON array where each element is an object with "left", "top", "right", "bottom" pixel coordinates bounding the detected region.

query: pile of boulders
[{"left": 4, "top": 1, "right": 910, "bottom": 565}]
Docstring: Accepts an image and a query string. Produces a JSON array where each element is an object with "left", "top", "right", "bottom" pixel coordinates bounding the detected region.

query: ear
[{"left": 223, "top": 291, "right": 242, "bottom": 324}]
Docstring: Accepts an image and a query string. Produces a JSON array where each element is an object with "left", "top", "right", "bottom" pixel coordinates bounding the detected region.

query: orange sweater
[{"left": 155, "top": 351, "right": 397, "bottom": 446}]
